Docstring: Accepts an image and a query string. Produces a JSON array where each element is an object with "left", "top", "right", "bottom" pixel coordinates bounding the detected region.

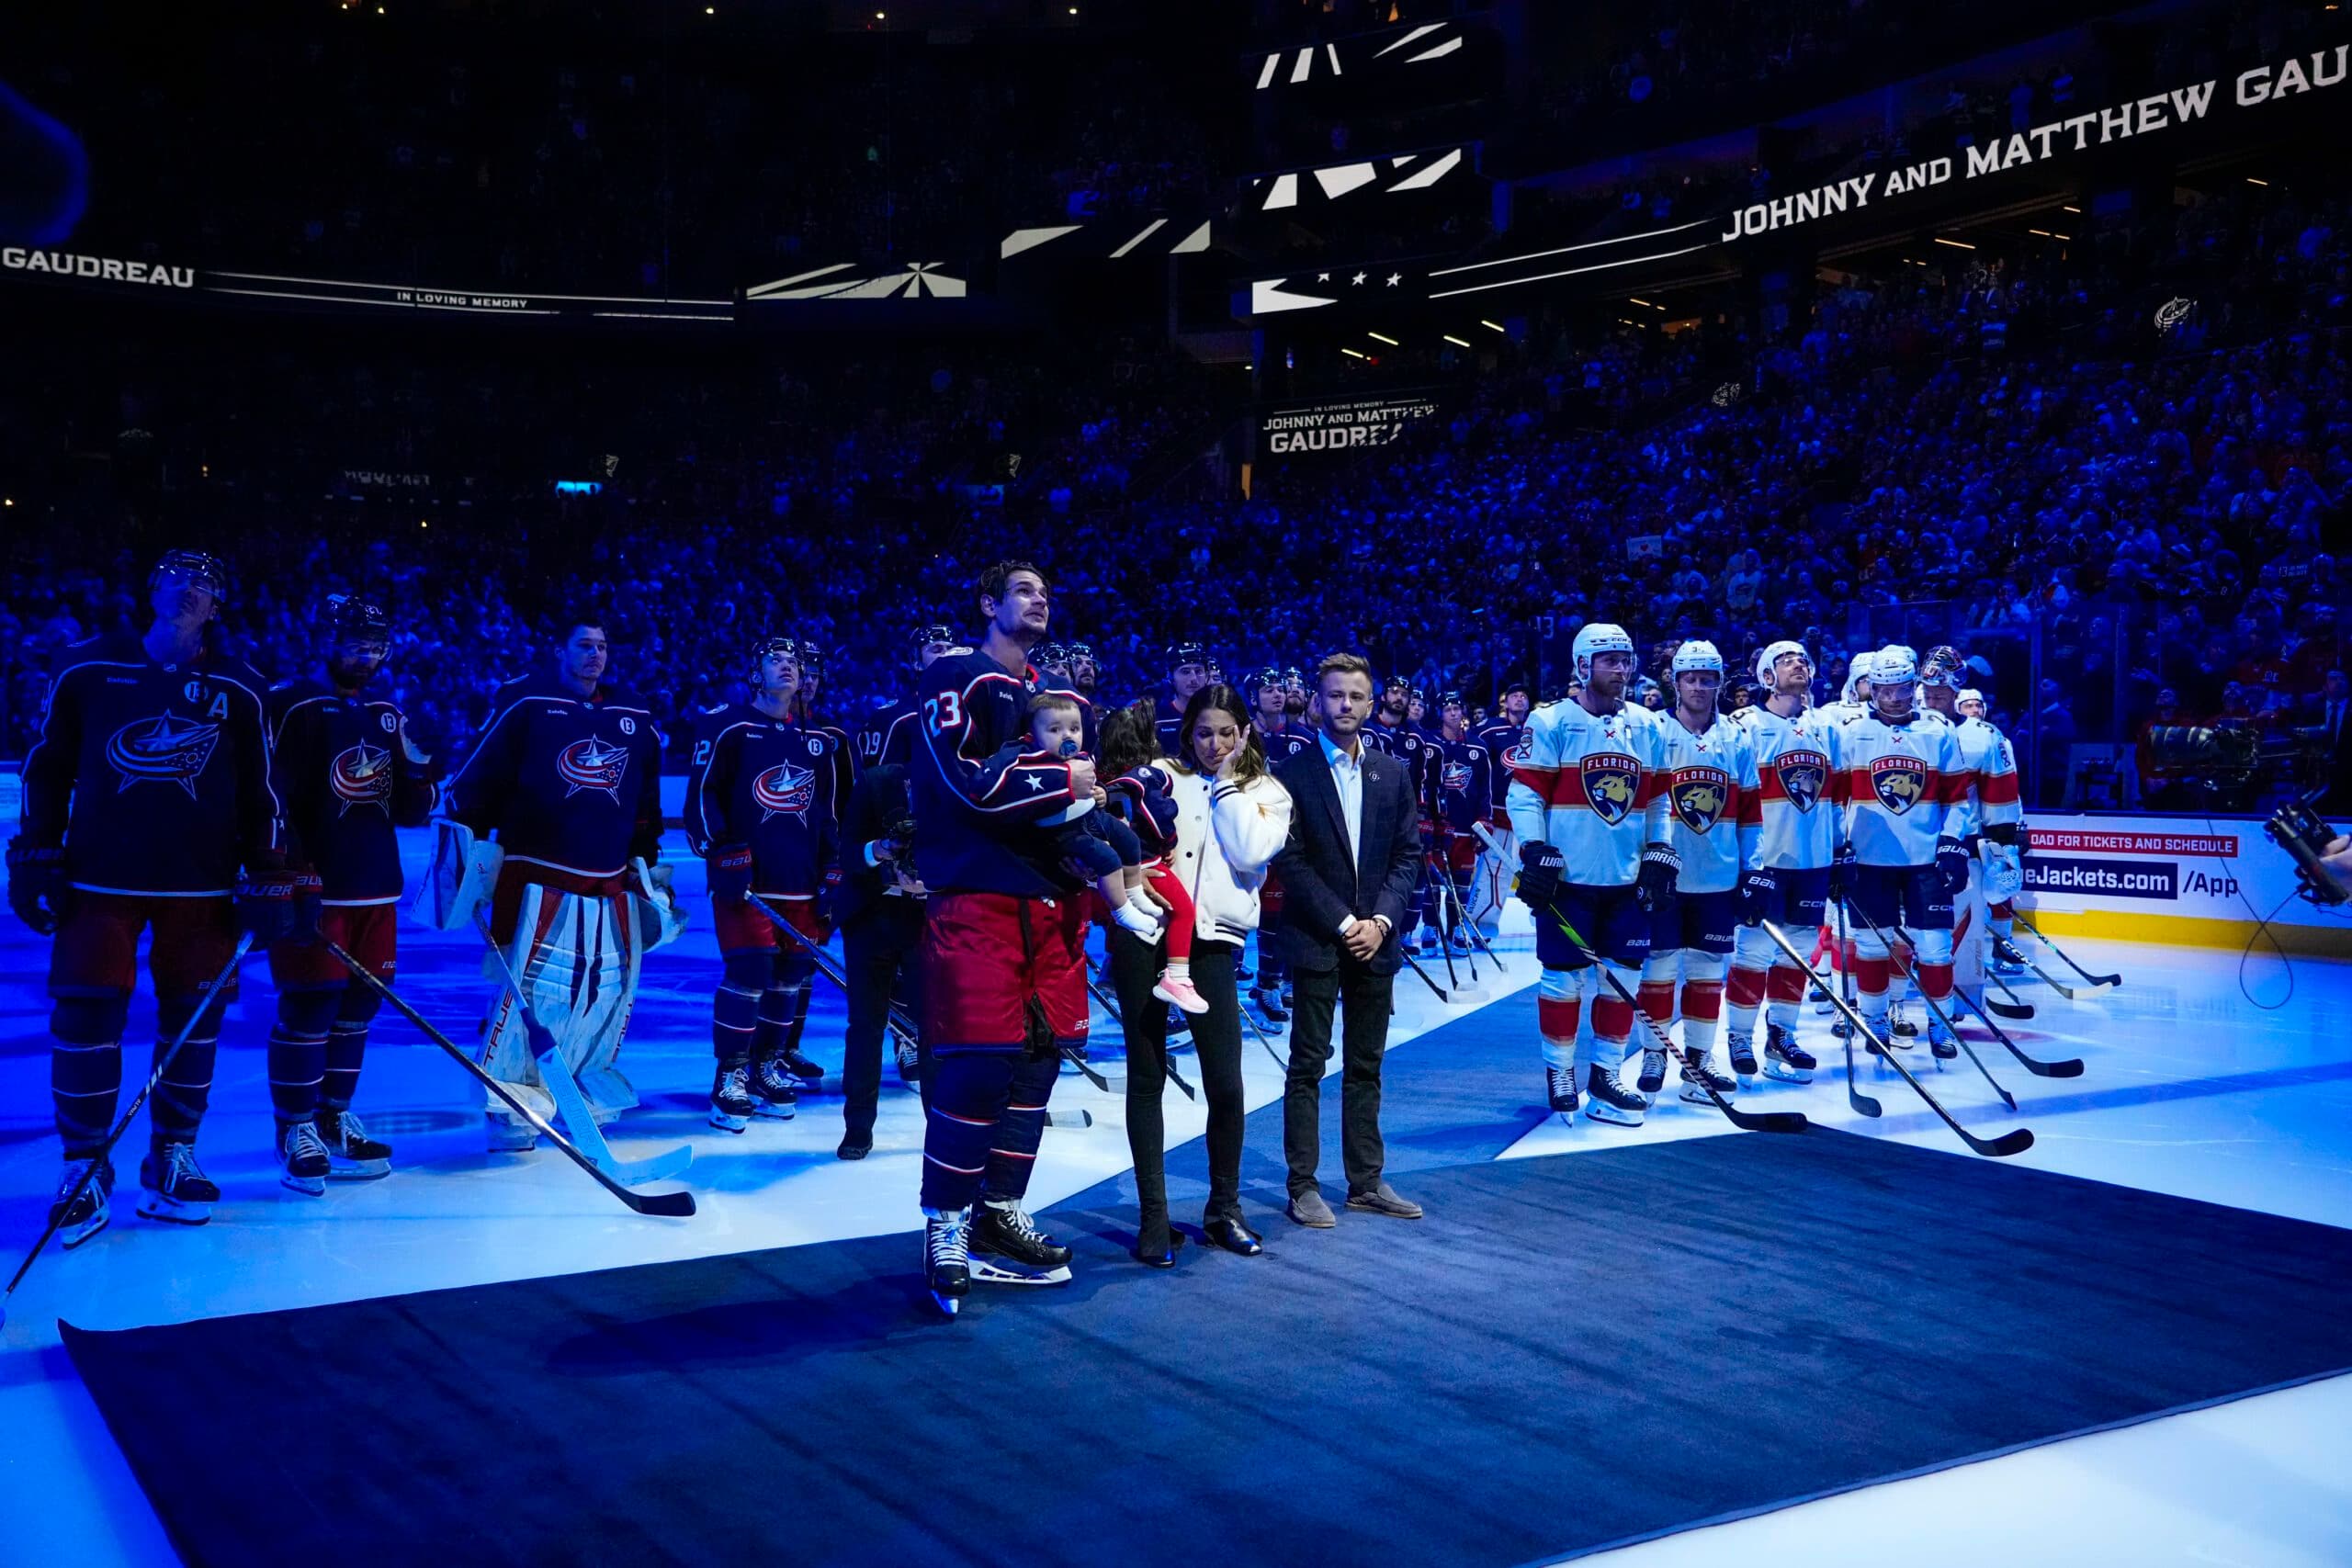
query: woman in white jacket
[{"left": 1105, "top": 686, "right": 1293, "bottom": 1266}]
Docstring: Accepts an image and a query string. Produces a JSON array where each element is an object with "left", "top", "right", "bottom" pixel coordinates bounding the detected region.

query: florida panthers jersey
[
  {"left": 1429, "top": 733, "right": 1494, "bottom": 837},
  {"left": 911, "top": 650, "right": 1091, "bottom": 897},
  {"left": 1840, "top": 711, "right": 1972, "bottom": 866},
  {"left": 1945, "top": 715, "right": 2023, "bottom": 842},
  {"left": 1737, "top": 704, "right": 1845, "bottom": 871},
  {"left": 1652, "top": 712, "right": 1759, "bottom": 894},
  {"left": 20, "top": 631, "right": 286, "bottom": 896},
  {"left": 1504, "top": 700, "right": 1672, "bottom": 887},
  {"left": 447, "top": 674, "right": 664, "bottom": 880},
  {"left": 685, "top": 704, "right": 841, "bottom": 897},
  {"left": 267, "top": 678, "right": 440, "bottom": 904}
]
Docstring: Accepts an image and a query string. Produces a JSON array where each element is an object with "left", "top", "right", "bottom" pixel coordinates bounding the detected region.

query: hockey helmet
[
  {"left": 1035, "top": 641, "right": 1071, "bottom": 671},
  {"left": 1065, "top": 640, "right": 1095, "bottom": 663},
  {"left": 1168, "top": 641, "right": 1207, "bottom": 672},
  {"left": 150, "top": 547, "right": 231, "bottom": 604},
  {"left": 1384, "top": 673, "right": 1413, "bottom": 694},
  {"left": 750, "top": 635, "right": 802, "bottom": 684},
  {"left": 1871, "top": 646, "right": 1919, "bottom": 686},
  {"left": 1439, "top": 689, "right": 1466, "bottom": 714},
  {"left": 1842, "top": 651, "right": 1878, "bottom": 702},
  {"left": 1245, "top": 666, "right": 1283, "bottom": 702},
  {"left": 1957, "top": 687, "right": 1987, "bottom": 715},
  {"left": 1670, "top": 640, "right": 1724, "bottom": 676},
  {"left": 797, "top": 639, "right": 828, "bottom": 678},
  {"left": 1756, "top": 638, "right": 1809, "bottom": 685},
  {"left": 326, "top": 593, "right": 392, "bottom": 650},
  {"left": 914, "top": 623, "right": 956, "bottom": 654},
  {"left": 1572, "top": 622, "right": 1635, "bottom": 682}
]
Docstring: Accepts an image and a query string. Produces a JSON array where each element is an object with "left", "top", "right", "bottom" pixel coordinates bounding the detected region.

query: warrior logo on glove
[
  {"left": 107, "top": 713, "right": 220, "bottom": 797},
  {"left": 752, "top": 761, "right": 817, "bottom": 821},
  {"left": 1580, "top": 753, "right": 1642, "bottom": 826},
  {"left": 1669, "top": 768, "right": 1732, "bottom": 833},
  {"left": 1871, "top": 754, "right": 1928, "bottom": 814},
  {"left": 1773, "top": 751, "right": 1828, "bottom": 813}
]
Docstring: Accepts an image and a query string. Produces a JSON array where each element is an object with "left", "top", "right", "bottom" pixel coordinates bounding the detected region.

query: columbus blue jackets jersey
[
  {"left": 20, "top": 632, "right": 286, "bottom": 897},
  {"left": 857, "top": 695, "right": 919, "bottom": 771},
  {"left": 447, "top": 674, "right": 664, "bottom": 879},
  {"left": 1257, "top": 719, "right": 1317, "bottom": 763},
  {"left": 267, "top": 677, "right": 440, "bottom": 904},
  {"left": 1429, "top": 733, "right": 1494, "bottom": 837},
  {"left": 1104, "top": 763, "right": 1181, "bottom": 859},
  {"left": 910, "top": 650, "right": 1093, "bottom": 897},
  {"left": 1473, "top": 718, "right": 1524, "bottom": 822},
  {"left": 684, "top": 704, "right": 841, "bottom": 897}
]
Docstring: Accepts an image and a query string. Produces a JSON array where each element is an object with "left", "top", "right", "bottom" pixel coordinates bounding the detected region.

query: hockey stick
[
  {"left": 1761, "top": 919, "right": 2035, "bottom": 1156},
  {"left": 1829, "top": 896, "right": 1857, "bottom": 1038},
  {"left": 1548, "top": 911, "right": 1808, "bottom": 1134},
  {"left": 2013, "top": 911, "right": 2120, "bottom": 988},
  {"left": 2014, "top": 953, "right": 2081, "bottom": 1001},
  {"left": 1239, "top": 992, "right": 1290, "bottom": 1072},
  {"left": 1086, "top": 974, "right": 1189, "bottom": 1100},
  {"left": 1981, "top": 968, "right": 2037, "bottom": 1020},
  {"left": 1428, "top": 849, "right": 1476, "bottom": 986},
  {"left": 1936, "top": 974, "right": 2085, "bottom": 1078},
  {"left": 0, "top": 933, "right": 254, "bottom": 1326},
  {"left": 1758, "top": 920, "right": 1881, "bottom": 1121},
  {"left": 1399, "top": 944, "right": 1451, "bottom": 1003},
  {"left": 1870, "top": 916, "right": 2016, "bottom": 1111},
  {"left": 1422, "top": 849, "right": 1464, "bottom": 995},
  {"left": 473, "top": 914, "right": 694, "bottom": 1186},
  {"left": 328, "top": 941, "right": 695, "bottom": 1215}
]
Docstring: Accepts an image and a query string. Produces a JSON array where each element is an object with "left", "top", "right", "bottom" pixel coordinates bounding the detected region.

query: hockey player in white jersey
[
  {"left": 1824, "top": 651, "right": 1878, "bottom": 727},
  {"left": 1838, "top": 647, "right": 1976, "bottom": 1060},
  {"left": 1505, "top": 624, "right": 1679, "bottom": 1127},
  {"left": 1724, "top": 640, "right": 1842, "bottom": 1084},
  {"left": 1634, "top": 642, "right": 1759, "bottom": 1105},
  {"left": 1919, "top": 651, "right": 2026, "bottom": 976}
]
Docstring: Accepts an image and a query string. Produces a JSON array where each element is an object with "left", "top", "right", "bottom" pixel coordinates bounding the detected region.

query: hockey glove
[
  {"left": 6, "top": 837, "right": 68, "bottom": 935},
  {"left": 815, "top": 865, "right": 844, "bottom": 932},
  {"left": 1635, "top": 842, "right": 1681, "bottom": 913},
  {"left": 1829, "top": 842, "right": 1858, "bottom": 901},
  {"left": 1736, "top": 867, "right": 1777, "bottom": 928},
  {"left": 235, "top": 861, "right": 315, "bottom": 944},
  {"left": 708, "top": 842, "right": 753, "bottom": 906},
  {"left": 1936, "top": 838, "right": 1972, "bottom": 895},
  {"left": 1516, "top": 841, "right": 1566, "bottom": 911}
]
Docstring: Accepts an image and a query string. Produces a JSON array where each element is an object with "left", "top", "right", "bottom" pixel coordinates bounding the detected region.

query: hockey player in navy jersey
[
  {"left": 912, "top": 560, "right": 1095, "bottom": 1314},
  {"left": 1248, "top": 668, "right": 1312, "bottom": 1021},
  {"left": 1506, "top": 623, "right": 1678, "bottom": 1127},
  {"left": 1428, "top": 693, "right": 1492, "bottom": 953},
  {"left": 1154, "top": 643, "right": 1211, "bottom": 756},
  {"left": 686, "top": 637, "right": 846, "bottom": 1131},
  {"left": 264, "top": 594, "right": 439, "bottom": 1193},
  {"left": 442, "top": 616, "right": 670, "bottom": 1149},
  {"left": 861, "top": 625, "right": 962, "bottom": 773},
  {"left": 11, "top": 549, "right": 309, "bottom": 1242}
]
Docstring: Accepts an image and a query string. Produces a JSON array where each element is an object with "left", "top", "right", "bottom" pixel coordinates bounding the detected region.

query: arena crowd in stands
[{"left": 2, "top": 178, "right": 2345, "bottom": 816}]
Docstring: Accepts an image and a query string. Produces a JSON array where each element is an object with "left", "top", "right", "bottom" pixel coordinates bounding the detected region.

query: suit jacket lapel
[
  {"left": 1356, "top": 752, "right": 1385, "bottom": 892},
  {"left": 1307, "top": 746, "right": 1357, "bottom": 898}
]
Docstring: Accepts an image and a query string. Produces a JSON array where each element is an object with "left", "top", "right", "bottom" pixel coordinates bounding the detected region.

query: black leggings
[{"left": 1110, "top": 930, "right": 1248, "bottom": 1246}]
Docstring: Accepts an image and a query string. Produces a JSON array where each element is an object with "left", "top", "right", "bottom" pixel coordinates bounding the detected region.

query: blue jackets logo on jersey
[
  {"left": 1669, "top": 767, "right": 1732, "bottom": 833},
  {"left": 1775, "top": 751, "right": 1828, "bottom": 813},
  {"left": 752, "top": 760, "right": 817, "bottom": 821},
  {"left": 1871, "top": 754, "right": 1928, "bottom": 814},
  {"left": 1441, "top": 760, "right": 1476, "bottom": 795},
  {"left": 106, "top": 712, "right": 220, "bottom": 797},
  {"left": 331, "top": 739, "right": 394, "bottom": 816},
  {"left": 556, "top": 735, "right": 632, "bottom": 803},
  {"left": 1581, "top": 753, "right": 1642, "bottom": 826}
]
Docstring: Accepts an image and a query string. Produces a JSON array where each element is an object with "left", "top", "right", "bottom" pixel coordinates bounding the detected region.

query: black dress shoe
[
  {"left": 1203, "top": 1215, "right": 1263, "bottom": 1257},
  {"left": 835, "top": 1132, "right": 873, "bottom": 1161},
  {"left": 1132, "top": 1228, "right": 1189, "bottom": 1269}
]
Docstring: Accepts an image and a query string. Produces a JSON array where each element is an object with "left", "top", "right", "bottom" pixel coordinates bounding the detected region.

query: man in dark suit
[
  {"left": 2306, "top": 668, "right": 2352, "bottom": 809},
  {"left": 1272, "top": 652, "right": 1428, "bottom": 1226},
  {"left": 834, "top": 759, "right": 926, "bottom": 1160}
]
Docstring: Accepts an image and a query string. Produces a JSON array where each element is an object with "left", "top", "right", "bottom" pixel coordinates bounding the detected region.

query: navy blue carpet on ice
[{"left": 63, "top": 987, "right": 2352, "bottom": 1568}]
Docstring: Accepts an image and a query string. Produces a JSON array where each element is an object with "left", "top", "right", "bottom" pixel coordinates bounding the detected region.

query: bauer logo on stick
[
  {"left": 556, "top": 735, "right": 631, "bottom": 803},
  {"left": 1581, "top": 753, "right": 1641, "bottom": 825},
  {"left": 752, "top": 760, "right": 816, "bottom": 821},
  {"left": 1775, "top": 751, "right": 1828, "bottom": 812},
  {"left": 1669, "top": 767, "right": 1731, "bottom": 832},
  {"left": 1871, "top": 754, "right": 1928, "bottom": 814}
]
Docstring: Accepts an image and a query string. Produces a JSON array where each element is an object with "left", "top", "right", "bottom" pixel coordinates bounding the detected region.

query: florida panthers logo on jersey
[
  {"left": 1580, "top": 753, "right": 1642, "bottom": 826},
  {"left": 106, "top": 713, "right": 220, "bottom": 798},
  {"left": 752, "top": 761, "right": 817, "bottom": 821},
  {"left": 1669, "top": 767, "right": 1732, "bottom": 833},
  {"left": 557, "top": 735, "right": 631, "bottom": 803},
  {"left": 1871, "top": 754, "right": 1928, "bottom": 814},
  {"left": 1775, "top": 750, "right": 1828, "bottom": 813},
  {"left": 330, "top": 739, "right": 393, "bottom": 816}
]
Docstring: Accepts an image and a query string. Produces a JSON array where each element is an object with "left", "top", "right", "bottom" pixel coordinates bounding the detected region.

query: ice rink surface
[{"left": 1, "top": 875, "right": 2346, "bottom": 1565}]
